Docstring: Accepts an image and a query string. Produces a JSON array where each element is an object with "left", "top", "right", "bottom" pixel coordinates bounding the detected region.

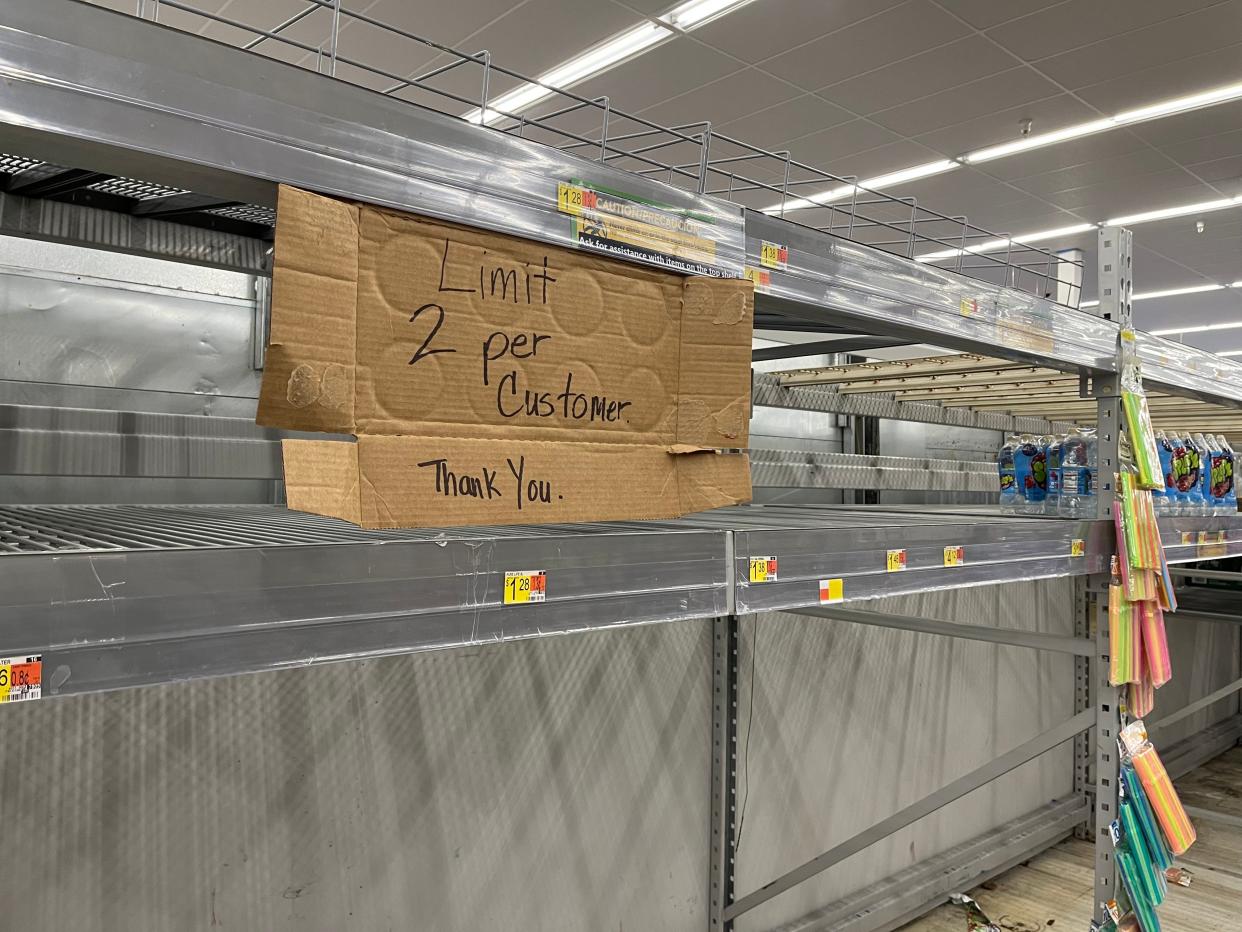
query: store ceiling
[{"left": 83, "top": 0, "right": 1242, "bottom": 351}]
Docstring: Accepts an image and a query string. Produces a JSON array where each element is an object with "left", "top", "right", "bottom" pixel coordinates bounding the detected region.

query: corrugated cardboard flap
[
  {"left": 257, "top": 186, "right": 360, "bottom": 435},
  {"left": 282, "top": 439, "right": 361, "bottom": 525},
  {"left": 675, "top": 277, "right": 753, "bottom": 450}
]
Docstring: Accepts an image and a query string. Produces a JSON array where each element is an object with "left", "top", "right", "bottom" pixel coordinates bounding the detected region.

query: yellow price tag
[
  {"left": 1070, "top": 539, "right": 1086, "bottom": 558},
  {"left": 749, "top": 556, "right": 778, "bottom": 583},
  {"left": 960, "top": 298, "right": 978, "bottom": 317},
  {"left": 1197, "top": 530, "right": 1209, "bottom": 545},
  {"left": 759, "top": 241, "right": 788, "bottom": 270},
  {"left": 503, "top": 570, "right": 546, "bottom": 605},
  {"left": 556, "top": 182, "right": 596, "bottom": 217},
  {"left": 943, "top": 545, "right": 965, "bottom": 567},
  {"left": 1180, "top": 531, "right": 1194, "bottom": 545},
  {"left": 819, "top": 578, "right": 844, "bottom": 605},
  {"left": 743, "top": 267, "right": 770, "bottom": 288},
  {"left": 886, "top": 549, "right": 907, "bottom": 572}
]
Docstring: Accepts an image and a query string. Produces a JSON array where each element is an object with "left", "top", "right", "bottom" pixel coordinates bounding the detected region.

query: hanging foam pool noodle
[
  {"left": 1131, "top": 743, "right": 1196, "bottom": 855},
  {"left": 1123, "top": 763, "right": 1174, "bottom": 872},
  {"left": 1139, "top": 600, "right": 1172, "bottom": 688}
]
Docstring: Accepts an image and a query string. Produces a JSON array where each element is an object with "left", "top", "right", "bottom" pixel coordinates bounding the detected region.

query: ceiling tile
[
  {"left": 783, "top": 120, "right": 905, "bottom": 169},
  {"left": 690, "top": 0, "right": 906, "bottom": 65},
  {"left": 1071, "top": 41, "right": 1242, "bottom": 114},
  {"left": 1128, "top": 98, "right": 1242, "bottom": 149},
  {"left": 1043, "top": 170, "right": 1214, "bottom": 217},
  {"left": 1007, "top": 149, "right": 1177, "bottom": 199},
  {"left": 717, "top": 94, "right": 855, "bottom": 147},
  {"left": 1031, "top": 3, "right": 1242, "bottom": 89},
  {"left": 760, "top": 1, "right": 971, "bottom": 92},
  {"left": 637, "top": 67, "right": 801, "bottom": 127},
  {"left": 870, "top": 66, "right": 1061, "bottom": 139},
  {"left": 932, "top": 0, "right": 1069, "bottom": 30},
  {"left": 984, "top": 0, "right": 1227, "bottom": 63},
  {"left": 1186, "top": 154, "right": 1242, "bottom": 186},
  {"left": 912, "top": 94, "right": 1100, "bottom": 158},
  {"left": 816, "top": 35, "right": 1015, "bottom": 115},
  {"left": 567, "top": 37, "right": 743, "bottom": 116}
]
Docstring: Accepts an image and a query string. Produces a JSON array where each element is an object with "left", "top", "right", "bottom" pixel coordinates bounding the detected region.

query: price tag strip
[
  {"left": 0, "top": 655, "right": 42, "bottom": 703},
  {"left": 1070, "top": 539, "right": 1086, "bottom": 558},
  {"left": 819, "top": 578, "right": 844, "bottom": 605},
  {"left": 886, "top": 549, "right": 907, "bottom": 572},
  {"left": 503, "top": 570, "right": 547, "bottom": 605},
  {"left": 943, "top": 545, "right": 965, "bottom": 567},
  {"left": 749, "top": 556, "right": 778, "bottom": 583},
  {"left": 1180, "top": 531, "right": 1195, "bottom": 546}
]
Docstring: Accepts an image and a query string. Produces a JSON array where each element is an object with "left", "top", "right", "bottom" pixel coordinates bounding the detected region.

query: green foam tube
[
  {"left": 1121, "top": 796, "right": 1165, "bottom": 906},
  {"left": 1123, "top": 763, "right": 1174, "bottom": 872},
  {"left": 1116, "top": 845, "right": 1162, "bottom": 932}
]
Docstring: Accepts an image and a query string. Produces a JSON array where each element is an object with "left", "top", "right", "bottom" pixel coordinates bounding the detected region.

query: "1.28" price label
[{"left": 503, "top": 570, "right": 547, "bottom": 605}]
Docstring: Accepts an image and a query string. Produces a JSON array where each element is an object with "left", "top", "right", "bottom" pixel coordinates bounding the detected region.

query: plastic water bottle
[
  {"left": 1060, "top": 427, "right": 1095, "bottom": 518},
  {"left": 1182, "top": 437, "right": 1202, "bottom": 519},
  {"left": 1152, "top": 431, "right": 1173, "bottom": 514},
  {"left": 1207, "top": 434, "right": 1232, "bottom": 514},
  {"left": 1216, "top": 435, "right": 1238, "bottom": 514},
  {"left": 1046, "top": 434, "right": 1063, "bottom": 516},
  {"left": 1014, "top": 433, "right": 1047, "bottom": 514},
  {"left": 1168, "top": 434, "right": 1193, "bottom": 514},
  {"left": 997, "top": 434, "right": 1019, "bottom": 513},
  {"left": 1200, "top": 433, "right": 1224, "bottom": 513}
]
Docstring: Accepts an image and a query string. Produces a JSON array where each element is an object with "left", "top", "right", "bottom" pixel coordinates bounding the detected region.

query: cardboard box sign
[{"left": 258, "top": 185, "right": 754, "bottom": 528}]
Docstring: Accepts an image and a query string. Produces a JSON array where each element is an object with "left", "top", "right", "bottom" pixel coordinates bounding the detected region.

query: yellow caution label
[{"left": 818, "top": 578, "right": 844, "bottom": 605}]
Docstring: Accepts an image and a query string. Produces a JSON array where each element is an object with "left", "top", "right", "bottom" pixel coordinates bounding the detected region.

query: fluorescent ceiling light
[
  {"left": 918, "top": 192, "right": 1242, "bottom": 263},
  {"left": 466, "top": 21, "right": 670, "bottom": 124},
  {"left": 1218, "top": 350, "right": 1242, "bottom": 357},
  {"left": 779, "top": 78, "right": 1242, "bottom": 213},
  {"left": 1107, "top": 196, "right": 1242, "bottom": 226},
  {"left": 964, "top": 119, "right": 1116, "bottom": 164},
  {"left": 661, "top": 0, "right": 757, "bottom": 29},
  {"left": 916, "top": 223, "right": 1095, "bottom": 262},
  {"left": 1151, "top": 321, "right": 1242, "bottom": 336},
  {"left": 764, "top": 159, "right": 959, "bottom": 213},
  {"left": 464, "top": 0, "right": 754, "bottom": 125},
  {"left": 1136, "top": 283, "right": 1226, "bottom": 301},
  {"left": 1081, "top": 283, "right": 1233, "bottom": 311},
  {"left": 1113, "top": 80, "right": 1242, "bottom": 124}
]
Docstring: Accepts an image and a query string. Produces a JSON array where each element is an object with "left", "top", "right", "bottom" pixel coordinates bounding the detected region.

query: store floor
[{"left": 901, "top": 747, "right": 1242, "bottom": 931}]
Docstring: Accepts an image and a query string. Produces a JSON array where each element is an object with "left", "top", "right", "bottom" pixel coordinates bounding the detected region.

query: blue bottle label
[{"left": 1015, "top": 443, "right": 1047, "bottom": 502}]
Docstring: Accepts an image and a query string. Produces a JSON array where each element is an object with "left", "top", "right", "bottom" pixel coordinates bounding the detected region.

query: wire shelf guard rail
[{"left": 103, "top": 0, "right": 1081, "bottom": 305}]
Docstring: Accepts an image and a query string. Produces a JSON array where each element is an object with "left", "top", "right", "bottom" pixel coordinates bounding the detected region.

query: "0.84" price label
[{"left": 0, "top": 655, "right": 42, "bottom": 704}]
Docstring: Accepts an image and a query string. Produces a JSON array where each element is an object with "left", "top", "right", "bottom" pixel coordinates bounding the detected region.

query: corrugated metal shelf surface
[{"left": 0, "top": 505, "right": 730, "bottom": 697}]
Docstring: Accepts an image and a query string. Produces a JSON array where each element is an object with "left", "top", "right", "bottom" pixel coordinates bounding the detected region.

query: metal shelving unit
[{"left": 1, "top": 3, "right": 1241, "bottom": 932}]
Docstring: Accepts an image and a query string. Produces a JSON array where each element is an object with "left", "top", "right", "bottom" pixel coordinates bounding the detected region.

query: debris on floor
[{"left": 950, "top": 894, "right": 1000, "bottom": 931}]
